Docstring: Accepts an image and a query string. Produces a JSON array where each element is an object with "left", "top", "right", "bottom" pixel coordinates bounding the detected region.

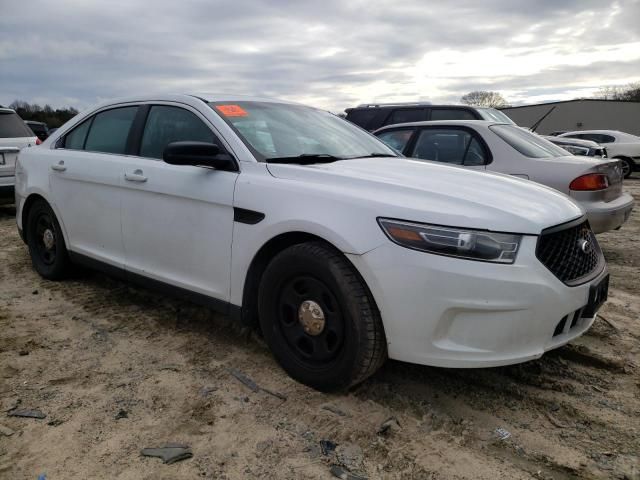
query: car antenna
[{"left": 530, "top": 106, "right": 556, "bottom": 133}]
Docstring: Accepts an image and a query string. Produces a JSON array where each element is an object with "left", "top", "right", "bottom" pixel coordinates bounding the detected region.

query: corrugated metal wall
[{"left": 501, "top": 100, "right": 640, "bottom": 135}]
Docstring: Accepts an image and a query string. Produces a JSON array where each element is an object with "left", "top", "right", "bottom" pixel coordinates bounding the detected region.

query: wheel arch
[{"left": 239, "top": 231, "right": 381, "bottom": 330}]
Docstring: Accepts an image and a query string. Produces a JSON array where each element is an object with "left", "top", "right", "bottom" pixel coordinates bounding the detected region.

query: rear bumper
[{"left": 583, "top": 192, "right": 634, "bottom": 233}]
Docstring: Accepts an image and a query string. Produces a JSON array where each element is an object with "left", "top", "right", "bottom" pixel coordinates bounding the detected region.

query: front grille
[{"left": 536, "top": 220, "right": 604, "bottom": 285}]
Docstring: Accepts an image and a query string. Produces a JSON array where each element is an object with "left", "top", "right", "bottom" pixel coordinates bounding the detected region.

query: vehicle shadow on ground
[{"left": 0, "top": 204, "right": 16, "bottom": 219}]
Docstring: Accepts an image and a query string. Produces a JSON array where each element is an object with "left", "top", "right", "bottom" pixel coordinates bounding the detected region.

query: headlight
[{"left": 378, "top": 218, "right": 521, "bottom": 264}]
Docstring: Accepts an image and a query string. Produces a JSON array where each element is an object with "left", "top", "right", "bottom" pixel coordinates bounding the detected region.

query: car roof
[
  {"left": 93, "top": 93, "right": 300, "bottom": 109},
  {"left": 25, "top": 120, "right": 46, "bottom": 126},
  {"left": 0, "top": 108, "right": 17, "bottom": 114},
  {"left": 373, "top": 119, "right": 503, "bottom": 133},
  {"left": 347, "top": 104, "right": 488, "bottom": 112}
]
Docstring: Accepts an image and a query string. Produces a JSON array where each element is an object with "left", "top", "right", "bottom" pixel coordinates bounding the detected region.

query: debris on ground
[
  {"left": 493, "top": 427, "right": 511, "bottom": 441},
  {"left": 7, "top": 409, "right": 46, "bottom": 419},
  {"left": 47, "top": 419, "right": 64, "bottom": 427},
  {"left": 140, "top": 443, "right": 193, "bottom": 464},
  {"left": 260, "top": 387, "right": 287, "bottom": 401},
  {"left": 320, "top": 439, "right": 337, "bottom": 456},
  {"left": 335, "top": 443, "right": 364, "bottom": 470},
  {"left": 330, "top": 464, "right": 368, "bottom": 480},
  {"left": 377, "top": 417, "right": 401, "bottom": 436},
  {"left": 198, "top": 386, "right": 217, "bottom": 398},
  {"left": 115, "top": 409, "right": 128, "bottom": 420},
  {"left": 321, "top": 404, "right": 348, "bottom": 417},
  {"left": 0, "top": 424, "right": 15, "bottom": 436},
  {"left": 545, "top": 411, "right": 569, "bottom": 429},
  {"left": 227, "top": 367, "right": 259, "bottom": 392}
]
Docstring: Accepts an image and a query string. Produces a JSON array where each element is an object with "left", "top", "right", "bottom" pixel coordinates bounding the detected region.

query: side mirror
[{"left": 163, "top": 141, "right": 236, "bottom": 171}]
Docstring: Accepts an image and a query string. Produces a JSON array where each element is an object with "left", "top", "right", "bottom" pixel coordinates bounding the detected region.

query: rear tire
[
  {"left": 619, "top": 158, "right": 633, "bottom": 179},
  {"left": 26, "top": 199, "right": 71, "bottom": 280},
  {"left": 258, "top": 241, "right": 387, "bottom": 391}
]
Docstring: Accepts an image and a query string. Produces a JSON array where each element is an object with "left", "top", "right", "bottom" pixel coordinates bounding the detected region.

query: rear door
[
  {"left": 48, "top": 105, "right": 138, "bottom": 266},
  {"left": 119, "top": 103, "right": 238, "bottom": 301},
  {"left": 407, "top": 126, "right": 489, "bottom": 170}
]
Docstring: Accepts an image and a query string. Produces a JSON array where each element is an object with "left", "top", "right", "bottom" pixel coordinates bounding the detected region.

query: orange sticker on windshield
[{"left": 216, "top": 105, "right": 248, "bottom": 117}]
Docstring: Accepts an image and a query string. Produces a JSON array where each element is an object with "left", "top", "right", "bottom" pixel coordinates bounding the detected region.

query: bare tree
[
  {"left": 595, "top": 82, "right": 640, "bottom": 101},
  {"left": 460, "top": 91, "right": 509, "bottom": 108}
]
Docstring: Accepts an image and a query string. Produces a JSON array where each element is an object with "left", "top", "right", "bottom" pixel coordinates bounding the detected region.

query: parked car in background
[
  {"left": 25, "top": 120, "right": 50, "bottom": 141},
  {"left": 1, "top": 108, "right": 38, "bottom": 204},
  {"left": 16, "top": 94, "right": 609, "bottom": 390},
  {"left": 549, "top": 131, "right": 568, "bottom": 136},
  {"left": 544, "top": 136, "right": 607, "bottom": 158},
  {"left": 558, "top": 130, "right": 640, "bottom": 178},
  {"left": 375, "top": 120, "right": 634, "bottom": 233},
  {"left": 48, "top": 127, "right": 58, "bottom": 135},
  {"left": 345, "top": 102, "right": 516, "bottom": 131}
]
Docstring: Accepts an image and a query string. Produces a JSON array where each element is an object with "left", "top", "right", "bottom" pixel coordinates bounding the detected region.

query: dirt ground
[{"left": 1, "top": 178, "right": 639, "bottom": 480}]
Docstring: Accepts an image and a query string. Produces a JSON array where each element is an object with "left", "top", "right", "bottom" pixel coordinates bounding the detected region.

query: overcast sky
[{"left": 1, "top": 0, "right": 639, "bottom": 112}]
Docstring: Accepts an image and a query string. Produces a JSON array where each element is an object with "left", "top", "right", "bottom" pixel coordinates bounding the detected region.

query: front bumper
[
  {"left": 348, "top": 236, "right": 606, "bottom": 368},
  {"left": 583, "top": 192, "right": 634, "bottom": 234}
]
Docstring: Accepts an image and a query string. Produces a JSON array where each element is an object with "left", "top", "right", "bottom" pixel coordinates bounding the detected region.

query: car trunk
[{"left": 571, "top": 159, "right": 624, "bottom": 203}]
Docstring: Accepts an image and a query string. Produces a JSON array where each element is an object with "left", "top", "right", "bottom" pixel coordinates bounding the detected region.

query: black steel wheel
[
  {"left": 26, "top": 199, "right": 71, "bottom": 279},
  {"left": 258, "top": 241, "right": 386, "bottom": 391}
]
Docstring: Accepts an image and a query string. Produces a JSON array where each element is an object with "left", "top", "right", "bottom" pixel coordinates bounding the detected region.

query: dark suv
[
  {"left": 25, "top": 120, "right": 50, "bottom": 141},
  {"left": 344, "top": 103, "right": 516, "bottom": 131}
]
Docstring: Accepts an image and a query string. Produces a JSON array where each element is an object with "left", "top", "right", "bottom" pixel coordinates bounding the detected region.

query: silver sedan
[{"left": 375, "top": 120, "right": 634, "bottom": 233}]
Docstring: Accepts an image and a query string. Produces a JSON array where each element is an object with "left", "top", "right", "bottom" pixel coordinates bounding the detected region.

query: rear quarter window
[{"left": 0, "top": 112, "right": 34, "bottom": 138}]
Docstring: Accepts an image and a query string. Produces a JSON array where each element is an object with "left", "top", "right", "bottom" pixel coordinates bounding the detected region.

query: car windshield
[
  {"left": 490, "top": 124, "right": 570, "bottom": 158},
  {"left": 477, "top": 108, "right": 515, "bottom": 125},
  {"left": 209, "top": 101, "right": 397, "bottom": 163}
]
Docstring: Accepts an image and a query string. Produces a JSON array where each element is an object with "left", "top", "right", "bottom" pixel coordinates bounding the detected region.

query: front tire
[
  {"left": 26, "top": 199, "right": 71, "bottom": 279},
  {"left": 258, "top": 241, "right": 387, "bottom": 391}
]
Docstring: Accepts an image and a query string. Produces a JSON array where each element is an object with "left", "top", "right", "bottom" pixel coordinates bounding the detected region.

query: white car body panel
[{"left": 15, "top": 94, "right": 609, "bottom": 370}]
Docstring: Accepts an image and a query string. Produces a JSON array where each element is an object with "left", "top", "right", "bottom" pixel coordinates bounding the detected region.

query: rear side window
[
  {"left": 430, "top": 109, "right": 476, "bottom": 121},
  {"left": 388, "top": 109, "right": 425, "bottom": 125},
  {"left": 140, "top": 106, "right": 215, "bottom": 159},
  {"left": 587, "top": 133, "right": 615, "bottom": 144},
  {"left": 84, "top": 107, "right": 138, "bottom": 154},
  {"left": 64, "top": 119, "right": 92, "bottom": 150},
  {"left": 376, "top": 129, "right": 414, "bottom": 153},
  {"left": 491, "top": 125, "right": 568, "bottom": 158},
  {"left": 0, "top": 111, "right": 33, "bottom": 138},
  {"left": 345, "top": 109, "right": 379, "bottom": 129},
  {"left": 411, "top": 128, "right": 487, "bottom": 165}
]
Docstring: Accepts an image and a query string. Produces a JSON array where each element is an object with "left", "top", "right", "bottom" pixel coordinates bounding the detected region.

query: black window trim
[{"left": 407, "top": 125, "right": 493, "bottom": 166}]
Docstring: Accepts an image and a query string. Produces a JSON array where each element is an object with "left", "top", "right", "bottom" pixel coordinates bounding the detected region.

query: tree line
[{"left": 4, "top": 100, "right": 79, "bottom": 128}]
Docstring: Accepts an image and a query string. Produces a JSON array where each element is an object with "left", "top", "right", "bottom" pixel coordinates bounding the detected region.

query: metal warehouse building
[{"left": 501, "top": 99, "right": 640, "bottom": 136}]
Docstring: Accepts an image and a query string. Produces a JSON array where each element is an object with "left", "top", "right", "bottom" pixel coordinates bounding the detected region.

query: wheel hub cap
[
  {"left": 43, "top": 229, "right": 55, "bottom": 250},
  {"left": 298, "top": 300, "right": 325, "bottom": 336}
]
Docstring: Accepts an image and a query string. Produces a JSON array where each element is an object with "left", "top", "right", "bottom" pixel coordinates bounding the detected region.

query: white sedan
[
  {"left": 16, "top": 94, "right": 609, "bottom": 390},
  {"left": 375, "top": 120, "right": 634, "bottom": 234},
  {"left": 1, "top": 108, "right": 39, "bottom": 204},
  {"left": 558, "top": 129, "right": 640, "bottom": 178}
]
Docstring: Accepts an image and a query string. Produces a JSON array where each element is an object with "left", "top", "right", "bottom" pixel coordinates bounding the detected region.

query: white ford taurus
[{"left": 15, "top": 94, "right": 609, "bottom": 390}]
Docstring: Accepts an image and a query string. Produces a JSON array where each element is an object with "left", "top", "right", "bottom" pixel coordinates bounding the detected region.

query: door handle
[
  {"left": 51, "top": 161, "right": 66, "bottom": 172},
  {"left": 124, "top": 169, "right": 147, "bottom": 183}
]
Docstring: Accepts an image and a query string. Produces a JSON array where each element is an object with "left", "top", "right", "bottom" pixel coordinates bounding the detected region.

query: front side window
[
  {"left": 491, "top": 125, "right": 569, "bottom": 158},
  {"left": 140, "top": 106, "right": 215, "bottom": 159},
  {"left": 430, "top": 109, "right": 476, "bottom": 121},
  {"left": 63, "top": 119, "right": 91, "bottom": 150},
  {"left": 210, "top": 102, "right": 396, "bottom": 162},
  {"left": 376, "top": 129, "right": 414, "bottom": 153},
  {"left": 84, "top": 107, "right": 138, "bottom": 155},
  {"left": 411, "top": 128, "right": 487, "bottom": 165}
]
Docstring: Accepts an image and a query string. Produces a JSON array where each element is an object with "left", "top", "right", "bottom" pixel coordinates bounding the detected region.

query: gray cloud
[{"left": 1, "top": 0, "right": 639, "bottom": 112}]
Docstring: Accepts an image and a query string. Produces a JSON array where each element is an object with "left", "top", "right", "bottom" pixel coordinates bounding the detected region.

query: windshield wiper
[
  {"left": 347, "top": 152, "right": 398, "bottom": 159},
  {"left": 265, "top": 153, "right": 345, "bottom": 165}
]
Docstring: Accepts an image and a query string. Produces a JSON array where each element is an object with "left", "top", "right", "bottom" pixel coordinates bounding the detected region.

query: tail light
[
  {"left": 35, "top": 137, "right": 42, "bottom": 145},
  {"left": 569, "top": 173, "right": 609, "bottom": 191}
]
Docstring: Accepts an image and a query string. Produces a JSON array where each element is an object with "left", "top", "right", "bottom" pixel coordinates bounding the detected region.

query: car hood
[{"left": 266, "top": 157, "right": 584, "bottom": 235}]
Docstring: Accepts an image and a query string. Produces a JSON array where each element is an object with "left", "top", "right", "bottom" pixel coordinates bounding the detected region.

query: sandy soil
[{"left": 1, "top": 178, "right": 639, "bottom": 480}]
